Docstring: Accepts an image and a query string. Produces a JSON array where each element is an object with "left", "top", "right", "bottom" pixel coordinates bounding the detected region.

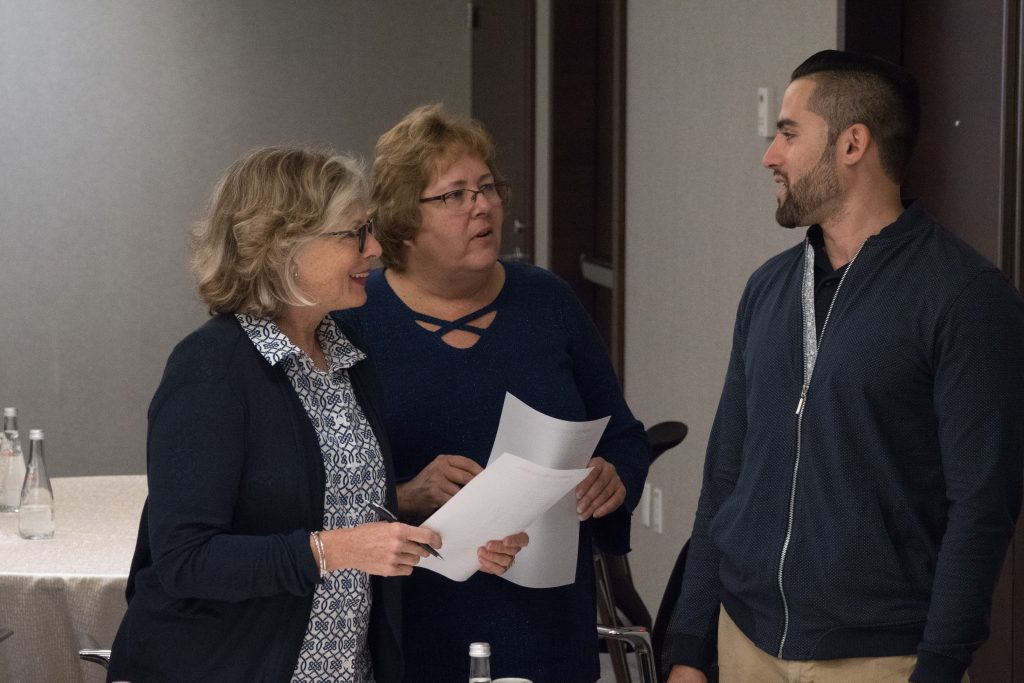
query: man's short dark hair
[{"left": 792, "top": 49, "right": 920, "bottom": 183}]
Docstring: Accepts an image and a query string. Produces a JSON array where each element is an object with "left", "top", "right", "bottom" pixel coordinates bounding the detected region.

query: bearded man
[{"left": 663, "top": 50, "right": 1024, "bottom": 683}]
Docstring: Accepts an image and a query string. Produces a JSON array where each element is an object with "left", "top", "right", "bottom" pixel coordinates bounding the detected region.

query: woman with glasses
[
  {"left": 107, "top": 147, "right": 445, "bottom": 683},
  {"left": 334, "top": 105, "right": 650, "bottom": 681}
]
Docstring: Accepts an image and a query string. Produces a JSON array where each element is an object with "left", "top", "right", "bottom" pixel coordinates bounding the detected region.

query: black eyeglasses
[
  {"left": 419, "top": 182, "right": 510, "bottom": 212},
  {"left": 322, "top": 219, "right": 373, "bottom": 253}
]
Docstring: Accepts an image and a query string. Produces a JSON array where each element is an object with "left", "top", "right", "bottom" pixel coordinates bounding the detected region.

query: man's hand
[
  {"left": 667, "top": 665, "right": 708, "bottom": 683},
  {"left": 575, "top": 456, "right": 626, "bottom": 520},
  {"left": 396, "top": 454, "right": 482, "bottom": 518}
]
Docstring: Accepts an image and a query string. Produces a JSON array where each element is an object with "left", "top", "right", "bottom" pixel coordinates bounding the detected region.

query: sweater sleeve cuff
[
  {"left": 590, "top": 505, "right": 632, "bottom": 555},
  {"left": 909, "top": 650, "right": 968, "bottom": 683},
  {"left": 661, "top": 633, "right": 711, "bottom": 677},
  {"left": 290, "top": 529, "right": 321, "bottom": 588}
]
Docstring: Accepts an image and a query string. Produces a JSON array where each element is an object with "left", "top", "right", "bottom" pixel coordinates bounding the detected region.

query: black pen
[{"left": 369, "top": 502, "right": 444, "bottom": 560}]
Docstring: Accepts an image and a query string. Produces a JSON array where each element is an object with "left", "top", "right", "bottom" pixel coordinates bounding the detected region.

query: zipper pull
[{"left": 795, "top": 383, "right": 808, "bottom": 415}]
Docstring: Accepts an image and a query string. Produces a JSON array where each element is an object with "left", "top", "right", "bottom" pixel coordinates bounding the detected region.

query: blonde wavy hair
[
  {"left": 191, "top": 146, "right": 367, "bottom": 317},
  {"left": 371, "top": 104, "right": 500, "bottom": 271}
]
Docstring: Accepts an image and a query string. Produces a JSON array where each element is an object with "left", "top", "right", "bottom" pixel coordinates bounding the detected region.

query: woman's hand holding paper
[
  {"left": 477, "top": 532, "right": 530, "bottom": 575},
  {"left": 575, "top": 456, "right": 626, "bottom": 520},
  {"left": 396, "top": 454, "right": 483, "bottom": 518}
]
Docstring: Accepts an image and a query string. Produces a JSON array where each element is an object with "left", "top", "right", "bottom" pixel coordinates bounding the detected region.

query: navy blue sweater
[
  {"left": 108, "top": 314, "right": 402, "bottom": 683},
  {"left": 335, "top": 261, "right": 650, "bottom": 682},
  {"left": 665, "top": 203, "right": 1024, "bottom": 683}
]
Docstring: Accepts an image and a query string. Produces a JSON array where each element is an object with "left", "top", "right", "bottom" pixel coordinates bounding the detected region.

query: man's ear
[{"left": 836, "top": 123, "right": 871, "bottom": 167}]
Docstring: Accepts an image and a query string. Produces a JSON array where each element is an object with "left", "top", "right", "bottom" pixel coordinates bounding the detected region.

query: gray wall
[
  {"left": 0, "top": 0, "right": 470, "bottom": 476},
  {"left": 2, "top": 1, "right": 843, "bottom": 615},
  {"left": 623, "top": 1, "right": 838, "bottom": 612}
]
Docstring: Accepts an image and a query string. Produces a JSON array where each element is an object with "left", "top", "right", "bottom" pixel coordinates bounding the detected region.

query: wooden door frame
[
  {"left": 607, "top": 0, "right": 627, "bottom": 380},
  {"left": 1001, "top": 0, "right": 1023, "bottom": 291},
  {"left": 1000, "top": 7, "right": 1024, "bottom": 678}
]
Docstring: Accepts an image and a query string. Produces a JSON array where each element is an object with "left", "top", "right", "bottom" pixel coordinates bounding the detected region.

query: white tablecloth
[{"left": 0, "top": 475, "right": 147, "bottom": 683}]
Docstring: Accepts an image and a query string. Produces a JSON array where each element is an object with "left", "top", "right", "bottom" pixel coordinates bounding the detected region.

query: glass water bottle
[
  {"left": 0, "top": 407, "right": 26, "bottom": 512},
  {"left": 468, "top": 642, "right": 491, "bottom": 683},
  {"left": 19, "top": 429, "right": 54, "bottom": 539}
]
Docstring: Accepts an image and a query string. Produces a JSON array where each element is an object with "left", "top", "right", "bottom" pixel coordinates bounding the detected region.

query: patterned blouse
[{"left": 237, "top": 314, "right": 386, "bottom": 683}]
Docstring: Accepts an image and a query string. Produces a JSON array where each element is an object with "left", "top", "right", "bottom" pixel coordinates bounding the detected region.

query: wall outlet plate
[{"left": 652, "top": 487, "right": 663, "bottom": 534}]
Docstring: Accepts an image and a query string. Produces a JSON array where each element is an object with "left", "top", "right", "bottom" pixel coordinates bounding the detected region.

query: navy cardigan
[{"left": 108, "top": 314, "right": 402, "bottom": 683}]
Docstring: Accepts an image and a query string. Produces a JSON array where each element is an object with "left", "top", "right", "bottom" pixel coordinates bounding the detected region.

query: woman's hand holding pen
[
  {"left": 396, "top": 454, "right": 483, "bottom": 518},
  {"left": 316, "top": 523, "right": 443, "bottom": 576},
  {"left": 477, "top": 532, "right": 529, "bottom": 575},
  {"left": 575, "top": 456, "right": 626, "bottom": 520}
]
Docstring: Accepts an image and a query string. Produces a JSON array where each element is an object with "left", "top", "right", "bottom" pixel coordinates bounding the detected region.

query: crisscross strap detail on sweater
[{"left": 414, "top": 301, "right": 499, "bottom": 338}]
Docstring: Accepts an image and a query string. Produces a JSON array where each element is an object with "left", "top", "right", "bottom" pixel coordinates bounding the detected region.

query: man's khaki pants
[{"left": 717, "top": 607, "right": 969, "bottom": 683}]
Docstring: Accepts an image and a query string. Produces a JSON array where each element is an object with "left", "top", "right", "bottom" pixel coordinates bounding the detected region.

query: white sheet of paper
[
  {"left": 417, "top": 452, "right": 591, "bottom": 581},
  {"left": 485, "top": 393, "right": 610, "bottom": 588}
]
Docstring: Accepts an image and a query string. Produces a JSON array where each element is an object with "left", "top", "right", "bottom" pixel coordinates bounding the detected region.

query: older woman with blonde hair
[
  {"left": 107, "top": 146, "right": 443, "bottom": 683},
  {"left": 335, "top": 106, "right": 650, "bottom": 681}
]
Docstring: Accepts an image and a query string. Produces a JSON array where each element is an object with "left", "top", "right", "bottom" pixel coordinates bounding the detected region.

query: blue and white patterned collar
[{"left": 235, "top": 313, "right": 366, "bottom": 372}]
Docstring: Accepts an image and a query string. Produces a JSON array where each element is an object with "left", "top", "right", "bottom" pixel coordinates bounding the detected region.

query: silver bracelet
[{"left": 311, "top": 531, "right": 327, "bottom": 580}]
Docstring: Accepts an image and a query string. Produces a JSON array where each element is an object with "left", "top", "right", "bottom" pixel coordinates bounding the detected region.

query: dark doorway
[
  {"left": 843, "top": 1, "right": 1024, "bottom": 680},
  {"left": 471, "top": 0, "right": 628, "bottom": 379},
  {"left": 470, "top": 0, "right": 536, "bottom": 264},
  {"left": 548, "top": 0, "right": 628, "bottom": 378}
]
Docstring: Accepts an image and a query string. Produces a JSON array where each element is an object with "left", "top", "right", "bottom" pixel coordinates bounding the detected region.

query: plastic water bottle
[
  {"left": 0, "top": 407, "right": 26, "bottom": 512},
  {"left": 19, "top": 429, "right": 54, "bottom": 539},
  {"left": 468, "top": 642, "right": 491, "bottom": 683}
]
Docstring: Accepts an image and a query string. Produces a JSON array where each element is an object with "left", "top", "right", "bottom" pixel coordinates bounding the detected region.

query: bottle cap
[
  {"left": 3, "top": 407, "right": 15, "bottom": 417},
  {"left": 469, "top": 642, "right": 490, "bottom": 657},
  {"left": 29, "top": 429, "right": 44, "bottom": 440}
]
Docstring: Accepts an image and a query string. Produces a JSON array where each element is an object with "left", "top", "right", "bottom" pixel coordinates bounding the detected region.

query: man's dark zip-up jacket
[{"left": 665, "top": 202, "right": 1024, "bottom": 683}]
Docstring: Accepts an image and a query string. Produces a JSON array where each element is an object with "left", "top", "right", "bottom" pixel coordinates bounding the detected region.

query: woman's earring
[{"left": 292, "top": 266, "right": 299, "bottom": 281}]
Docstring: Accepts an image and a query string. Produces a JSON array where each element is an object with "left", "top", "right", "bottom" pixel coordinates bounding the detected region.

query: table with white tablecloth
[{"left": 0, "top": 475, "right": 147, "bottom": 683}]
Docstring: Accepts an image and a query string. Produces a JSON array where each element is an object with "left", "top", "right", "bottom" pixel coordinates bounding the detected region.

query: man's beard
[{"left": 775, "top": 144, "right": 840, "bottom": 228}]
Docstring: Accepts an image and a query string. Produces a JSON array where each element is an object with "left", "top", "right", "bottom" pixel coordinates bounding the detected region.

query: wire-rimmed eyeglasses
[
  {"left": 419, "top": 182, "right": 510, "bottom": 212},
  {"left": 322, "top": 218, "right": 374, "bottom": 253}
]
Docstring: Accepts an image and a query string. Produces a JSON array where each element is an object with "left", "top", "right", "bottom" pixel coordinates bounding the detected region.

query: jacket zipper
[
  {"left": 776, "top": 240, "right": 863, "bottom": 658},
  {"left": 777, "top": 383, "right": 808, "bottom": 656}
]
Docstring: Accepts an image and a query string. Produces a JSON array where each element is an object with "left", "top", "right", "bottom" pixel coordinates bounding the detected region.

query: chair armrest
[
  {"left": 598, "top": 625, "right": 658, "bottom": 683},
  {"left": 78, "top": 649, "right": 112, "bottom": 669}
]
